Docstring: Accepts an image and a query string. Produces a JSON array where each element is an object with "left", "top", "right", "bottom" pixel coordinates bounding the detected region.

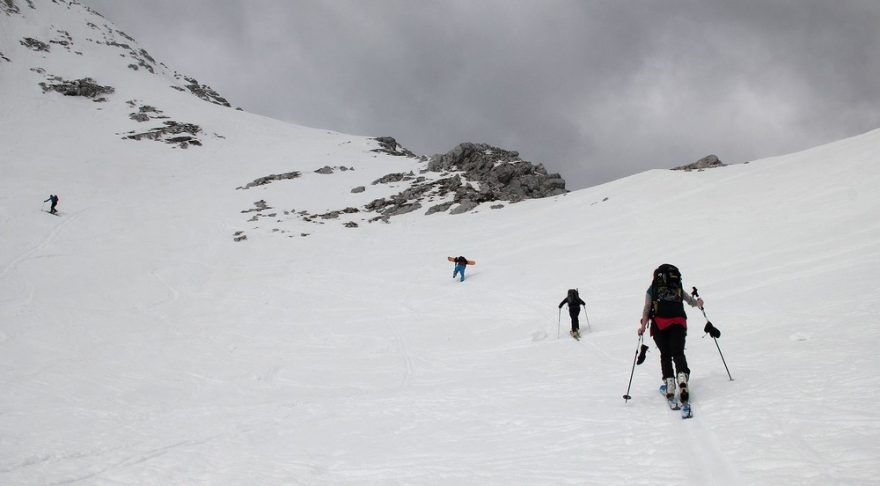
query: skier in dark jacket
[
  {"left": 637, "top": 264, "right": 703, "bottom": 405},
  {"left": 44, "top": 194, "right": 59, "bottom": 214},
  {"left": 559, "top": 289, "right": 586, "bottom": 338},
  {"left": 452, "top": 256, "right": 469, "bottom": 282}
]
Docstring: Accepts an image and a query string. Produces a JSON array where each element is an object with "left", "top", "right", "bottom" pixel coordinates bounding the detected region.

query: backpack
[
  {"left": 567, "top": 289, "right": 579, "bottom": 304},
  {"left": 456, "top": 256, "right": 467, "bottom": 265},
  {"left": 651, "top": 264, "right": 685, "bottom": 318}
]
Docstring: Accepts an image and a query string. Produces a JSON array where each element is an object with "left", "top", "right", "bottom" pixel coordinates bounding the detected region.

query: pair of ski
[
  {"left": 569, "top": 331, "right": 581, "bottom": 341},
  {"left": 659, "top": 384, "right": 693, "bottom": 419}
]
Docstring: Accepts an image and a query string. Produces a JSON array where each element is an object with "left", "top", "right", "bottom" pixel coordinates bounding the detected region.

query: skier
[
  {"left": 44, "top": 194, "right": 59, "bottom": 214},
  {"left": 452, "top": 256, "right": 469, "bottom": 282},
  {"left": 637, "top": 264, "right": 703, "bottom": 408},
  {"left": 558, "top": 289, "right": 586, "bottom": 339}
]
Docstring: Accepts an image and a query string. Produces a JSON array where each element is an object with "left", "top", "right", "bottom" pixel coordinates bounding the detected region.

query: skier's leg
[
  {"left": 666, "top": 326, "right": 690, "bottom": 402},
  {"left": 459, "top": 265, "right": 465, "bottom": 282},
  {"left": 653, "top": 330, "right": 675, "bottom": 380},
  {"left": 570, "top": 310, "right": 579, "bottom": 333},
  {"left": 667, "top": 326, "right": 690, "bottom": 377}
]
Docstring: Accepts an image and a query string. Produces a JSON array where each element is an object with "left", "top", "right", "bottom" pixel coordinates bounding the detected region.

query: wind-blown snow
[{"left": 1, "top": 1, "right": 879, "bottom": 484}]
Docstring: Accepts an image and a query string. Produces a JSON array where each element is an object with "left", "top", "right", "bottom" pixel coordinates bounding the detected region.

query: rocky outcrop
[
  {"left": 372, "top": 172, "right": 415, "bottom": 185},
  {"left": 237, "top": 172, "right": 301, "bottom": 190},
  {"left": 180, "top": 76, "right": 230, "bottom": 107},
  {"left": 126, "top": 101, "right": 169, "bottom": 122},
  {"left": 1, "top": 0, "right": 21, "bottom": 15},
  {"left": 241, "top": 200, "right": 271, "bottom": 214},
  {"left": 314, "top": 165, "right": 354, "bottom": 174},
  {"left": 362, "top": 142, "right": 567, "bottom": 219},
  {"left": 673, "top": 154, "right": 726, "bottom": 171},
  {"left": 21, "top": 37, "right": 49, "bottom": 52},
  {"left": 123, "top": 121, "right": 202, "bottom": 148},
  {"left": 372, "top": 136, "right": 419, "bottom": 158},
  {"left": 39, "top": 76, "right": 114, "bottom": 101},
  {"left": 428, "top": 143, "right": 566, "bottom": 203},
  {"left": 49, "top": 30, "right": 73, "bottom": 52},
  {"left": 238, "top": 140, "right": 569, "bottom": 236}
]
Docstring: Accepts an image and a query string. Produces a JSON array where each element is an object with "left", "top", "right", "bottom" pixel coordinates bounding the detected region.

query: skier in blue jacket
[{"left": 452, "top": 256, "right": 469, "bottom": 282}]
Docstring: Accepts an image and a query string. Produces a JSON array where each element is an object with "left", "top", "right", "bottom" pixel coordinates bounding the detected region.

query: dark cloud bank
[{"left": 84, "top": 0, "right": 880, "bottom": 189}]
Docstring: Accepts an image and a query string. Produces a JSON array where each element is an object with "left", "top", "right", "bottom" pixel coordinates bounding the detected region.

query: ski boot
[
  {"left": 677, "top": 371, "right": 689, "bottom": 404},
  {"left": 660, "top": 377, "right": 679, "bottom": 410},
  {"left": 662, "top": 377, "right": 675, "bottom": 400}
]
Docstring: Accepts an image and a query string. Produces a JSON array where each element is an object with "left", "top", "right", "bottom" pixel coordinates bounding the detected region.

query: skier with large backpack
[
  {"left": 637, "top": 264, "right": 703, "bottom": 413},
  {"left": 452, "top": 256, "right": 470, "bottom": 282},
  {"left": 559, "top": 289, "right": 587, "bottom": 339}
]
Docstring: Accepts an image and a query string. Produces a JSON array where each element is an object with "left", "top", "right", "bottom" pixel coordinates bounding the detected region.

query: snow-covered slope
[{"left": 2, "top": 1, "right": 880, "bottom": 484}]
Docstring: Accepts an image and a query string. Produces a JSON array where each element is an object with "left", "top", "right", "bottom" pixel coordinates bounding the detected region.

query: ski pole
[
  {"left": 711, "top": 334, "right": 734, "bottom": 381},
  {"left": 583, "top": 305, "right": 592, "bottom": 332},
  {"left": 623, "top": 334, "right": 643, "bottom": 402},
  {"left": 692, "top": 287, "right": 734, "bottom": 381},
  {"left": 557, "top": 308, "right": 561, "bottom": 339}
]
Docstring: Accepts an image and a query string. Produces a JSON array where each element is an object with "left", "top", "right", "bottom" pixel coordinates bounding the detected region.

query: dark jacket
[{"left": 559, "top": 295, "right": 586, "bottom": 310}]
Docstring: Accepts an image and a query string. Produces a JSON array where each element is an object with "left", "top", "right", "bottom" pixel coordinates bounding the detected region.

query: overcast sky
[{"left": 82, "top": 0, "right": 880, "bottom": 189}]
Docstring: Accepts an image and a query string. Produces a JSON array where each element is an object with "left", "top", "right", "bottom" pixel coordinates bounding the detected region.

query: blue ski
[
  {"left": 659, "top": 384, "right": 680, "bottom": 410},
  {"left": 681, "top": 402, "right": 693, "bottom": 419}
]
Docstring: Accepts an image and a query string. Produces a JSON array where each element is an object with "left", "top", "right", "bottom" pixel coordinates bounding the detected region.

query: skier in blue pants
[{"left": 452, "top": 256, "right": 468, "bottom": 282}]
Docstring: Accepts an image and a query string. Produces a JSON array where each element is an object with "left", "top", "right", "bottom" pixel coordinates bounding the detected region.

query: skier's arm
[
  {"left": 641, "top": 291, "right": 652, "bottom": 321},
  {"left": 578, "top": 298, "right": 586, "bottom": 307},
  {"left": 638, "top": 290, "right": 651, "bottom": 335},
  {"left": 559, "top": 298, "right": 567, "bottom": 308},
  {"left": 682, "top": 290, "right": 703, "bottom": 308}
]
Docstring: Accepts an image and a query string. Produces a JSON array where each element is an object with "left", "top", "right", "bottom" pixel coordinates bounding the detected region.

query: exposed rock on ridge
[
  {"left": 237, "top": 139, "right": 570, "bottom": 236},
  {"left": 673, "top": 154, "right": 726, "bottom": 171},
  {"left": 357, "top": 142, "right": 567, "bottom": 219},
  {"left": 428, "top": 142, "right": 567, "bottom": 202},
  {"left": 372, "top": 136, "right": 419, "bottom": 158}
]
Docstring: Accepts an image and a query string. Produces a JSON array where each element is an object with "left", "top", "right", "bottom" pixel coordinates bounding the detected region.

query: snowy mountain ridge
[
  {"left": 1, "top": 0, "right": 567, "bottom": 237},
  {"left": 2, "top": 1, "right": 880, "bottom": 484}
]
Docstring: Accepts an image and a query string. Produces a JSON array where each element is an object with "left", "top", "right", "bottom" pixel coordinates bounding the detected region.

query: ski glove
[
  {"left": 704, "top": 322, "right": 721, "bottom": 339},
  {"left": 636, "top": 344, "right": 649, "bottom": 365}
]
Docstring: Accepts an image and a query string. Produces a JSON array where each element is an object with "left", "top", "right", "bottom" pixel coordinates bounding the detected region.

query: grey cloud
[{"left": 83, "top": 0, "right": 880, "bottom": 188}]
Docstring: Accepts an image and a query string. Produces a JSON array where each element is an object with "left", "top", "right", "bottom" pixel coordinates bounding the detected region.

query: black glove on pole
[
  {"left": 623, "top": 335, "right": 643, "bottom": 402},
  {"left": 692, "top": 287, "right": 734, "bottom": 381}
]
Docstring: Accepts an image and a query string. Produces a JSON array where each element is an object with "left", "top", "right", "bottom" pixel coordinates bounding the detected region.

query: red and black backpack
[{"left": 651, "top": 264, "right": 685, "bottom": 318}]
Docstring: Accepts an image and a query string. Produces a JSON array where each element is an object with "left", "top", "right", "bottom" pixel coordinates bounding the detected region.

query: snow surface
[{"left": 2, "top": 1, "right": 880, "bottom": 484}]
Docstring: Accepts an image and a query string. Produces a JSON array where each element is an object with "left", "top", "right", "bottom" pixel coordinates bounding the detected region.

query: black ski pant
[
  {"left": 568, "top": 307, "right": 580, "bottom": 333},
  {"left": 652, "top": 324, "right": 689, "bottom": 380}
]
